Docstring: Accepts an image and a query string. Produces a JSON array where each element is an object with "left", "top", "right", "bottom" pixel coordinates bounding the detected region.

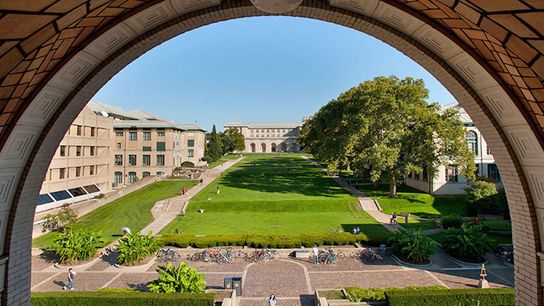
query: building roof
[
  {"left": 224, "top": 121, "right": 301, "bottom": 129},
  {"left": 441, "top": 103, "right": 473, "bottom": 125},
  {"left": 88, "top": 100, "right": 204, "bottom": 131}
]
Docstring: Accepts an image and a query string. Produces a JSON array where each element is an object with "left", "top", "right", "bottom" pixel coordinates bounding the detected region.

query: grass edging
[{"left": 386, "top": 288, "right": 515, "bottom": 306}]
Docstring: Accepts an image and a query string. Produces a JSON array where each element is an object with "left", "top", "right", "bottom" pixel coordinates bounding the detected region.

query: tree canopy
[
  {"left": 204, "top": 125, "right": 222, "bottom": 163},
  {"left": 222, "top": 128, "right": 245, "bottom": 153},
  {"left": 300, "top": 76, "right": 475, "bottom": 197}
]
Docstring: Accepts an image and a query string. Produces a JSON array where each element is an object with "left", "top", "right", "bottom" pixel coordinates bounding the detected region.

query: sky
[{"left": 92, "top": 16, "right": 456, "bottom": 131}]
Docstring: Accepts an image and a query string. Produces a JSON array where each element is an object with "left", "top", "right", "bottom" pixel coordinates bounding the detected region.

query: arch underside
[{"left": 0, "top": 0, "right": 543, "bottom": 304}]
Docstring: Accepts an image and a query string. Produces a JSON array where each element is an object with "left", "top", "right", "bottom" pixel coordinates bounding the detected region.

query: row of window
[
  {"left": 50, "top": 165, "right": 96, "bottom": 180},
  {"left": 251, "top": 128, "right": 291, "bottom": 133},
  {"left": 115, "top": 154, "right": 165, "bottom": 166},
  {"left": 37, "top": 184, "right": 101, "bottom": 206},
  {"left": 114, "top": 171, "right": 164, "bottom": 184},
  {"left": 69, "top": 125, "right": 102, "bottom": 137},
  {"left": 59, "top": 145, "right": 98, "bottom": 157},
  {"left": 410, "top": 164, "right": 501, "bottom": 183},
  {"left": 115, "top": 131, "right": 186, "bottom": 140}
]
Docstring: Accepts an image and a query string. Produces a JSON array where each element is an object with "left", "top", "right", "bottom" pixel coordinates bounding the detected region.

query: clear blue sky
[{"left": 92, "top": 16, "right": 455, "bottom": 131}]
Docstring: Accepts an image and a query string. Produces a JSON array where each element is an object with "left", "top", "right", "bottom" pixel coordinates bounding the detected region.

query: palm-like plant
[
  {"left": 388, "top": 229, "right": 435, "bottom": 263},
  {"left": 117, "top": 232, "right": 159, "bottom": 265},
  {"left": 147, "top": 262, "right": 206, "bottom": 293},
  {"left": 442, "top": 224, "right": 492, "bottom": 262},
  {"left": 51, "top": 229, "right": 103, "bottom": 262}
]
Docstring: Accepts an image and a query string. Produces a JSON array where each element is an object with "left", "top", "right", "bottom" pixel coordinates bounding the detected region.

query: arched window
[
  {"left": 466, "top": 131, "right": 478, "bottom": 155},
  {"left": 128, "top": 171, "right": 137, "bottom": 183},
  {"left": 250, "top": 143, "right": 256, "bottom": 153},
  {"left": 261, "top": 143, "right": 266, "bottom": 153}
]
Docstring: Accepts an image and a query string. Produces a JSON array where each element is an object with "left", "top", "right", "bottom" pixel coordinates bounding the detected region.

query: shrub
[
  {"left": 31, "top": 291, "right": 214, "bottom": 306},
  {"left": 464, "top": 181, "right": 498, "bottom": 215},
  {"left": 42, "top": 207, "right": 78, "bottom": 233},
  {"left": 386, "top": 288, "right": 515, "bottom": 306},
  {"left": 148, "top": 262, "right": 206, "bottom": 293},
  {"left": 117, "top": 232, "right": 160, "bottom": 265},
  {"left": 345, "top": 286, "right": 446, "bottom": 302},
  {"left": 50, "top": 229, "right": 103, "bottom": 263},
  {"left": 440, "top": 215, "right": 463, "bottom": 229},
  {"left": 388, "top": 229, "right": 435, "bottom": 264},
  {"left": 442, "top": 224, "right": 492, "bottom": 262},
  {"left": 158, "top": 232, "right": 389, "bottom": 248}
]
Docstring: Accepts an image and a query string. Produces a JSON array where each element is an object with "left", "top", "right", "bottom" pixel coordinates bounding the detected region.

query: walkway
[
  {"left": 31, "top": 246, "right": 514, "bottom": 305},
  {"left": 140, "top": 157, "right": 244, "bottom": 235}
]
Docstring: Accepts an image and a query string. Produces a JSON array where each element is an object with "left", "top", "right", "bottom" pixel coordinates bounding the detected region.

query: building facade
[
  {"left": 37, "top": 107, "right": 114, "bottom": 212},
  {"left": 224, "top": 122, "right": 301, "bottom": 153},
  {"left": 405, "top": 104, "right": 501, "bottom": 195},
  {"left": 89, "top": 102, "right": 206, "bottom": 188}
]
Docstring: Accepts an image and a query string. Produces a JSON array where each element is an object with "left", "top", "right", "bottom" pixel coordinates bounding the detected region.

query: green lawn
[
  {"left": 358, "top": 184, "right": 469, "bottom": 219},
  {"left": 33, "top": 180, "right": 197, "bottom": 248},
  {"left": 161, "top": 154, "right": 389, "bottom": 240},
  {"left": 208, "top": 154, "right": 241, "bottom": 169},
  {"left": 429, "top": 231, "right": 512, "bottom": 247}
]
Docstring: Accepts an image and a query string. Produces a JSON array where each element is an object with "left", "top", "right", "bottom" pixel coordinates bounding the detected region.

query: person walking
[
  {"left": 392, "top": 212, "right": 398, "bottom": 224},
  {"left": 63, "top": 268, "right": 76, "bottom": 290},
  {"left": 268, "top": 294, "right": 277, "bottom": 306},
  {"left": 199, "top": 178, "right": 203, "bottom": 186},
  {"left": 312, "top": 245, "right": 319, "bottom": 264}
]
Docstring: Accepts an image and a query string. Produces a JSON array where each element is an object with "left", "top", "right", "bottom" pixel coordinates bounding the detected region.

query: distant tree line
[
  {"left": 203, "top": 125, "right": 245, "bottom": 163},
  {"left": 300, "top": 75, "right": 475, "bottom": 197}
]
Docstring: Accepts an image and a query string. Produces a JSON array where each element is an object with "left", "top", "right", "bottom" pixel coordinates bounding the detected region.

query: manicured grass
[
  {"left": 33, "top": 180, "right": 197, "bottom": 248},
  {"left": 358, "top": 184, "right": 469, "bottom": 219},
  {"left": 207, "top": 154, "right": 241, "bottom": 169},
  {"left": 482, "top": 219, "right": 512, "bottom": 231},
  {"left": 429, "top": 231, "right": 512, "bottom": 247},
  {"left": 399, "top": 220, "right": 438, "bottom": 231},
  {"left": 161, "top": 154, "right": 390, "bottom": 240}
]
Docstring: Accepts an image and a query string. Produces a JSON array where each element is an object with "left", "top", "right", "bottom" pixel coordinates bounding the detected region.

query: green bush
[
  {"left": 386, "top": 288, "right": 515, "bottom": 306},
  {"left": 117, "top": 232, "right": 160, "bottom": 265},
  {"left": 442, "top": 224, "right": 492, "bottom": 262},
  {"left": 465, "top": 181, "right": 499, "bottom": 215},
  {"left": 158, "top": 232, "right": 390, "bottom": 248},
  {"left": 345, "top": 286, "right": 446, "bottom": 302},
  {"left": 31, "top": 291, "right": 214, "bottom": 306},
  {"left": 42, "top": 207, "right": 78, "bottom": 233},
  {"left": 148, "top": 262, "right": 206, "bottom": 293},
  {"left": 388, "top": 229, "right": 436, "bottom": 264},
  {"left": 440, "top": 215, "right": 463, "bottom": 229},
  {"left": 50, "top": 229, "right": 103, "bottom": 263}
]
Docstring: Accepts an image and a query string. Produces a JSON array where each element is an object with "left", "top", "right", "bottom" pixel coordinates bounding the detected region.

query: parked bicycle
[
  {"left": 360, "top": 247, "right": 383, "bottom": 262},
  {"left": 248, "top": 248, "right": 280, "bottom": 263},
  {"left": 317, "top": 248, "right": 337, "bottom": 264},
  {"left": 495, "top": 245, "right": 514, "bottom": 264},
  {"left": 190, "top": 248, "right": 236, "bottom": 264},
  {"left": 156, "top": 248, "right": 181, "bottom": 262}
]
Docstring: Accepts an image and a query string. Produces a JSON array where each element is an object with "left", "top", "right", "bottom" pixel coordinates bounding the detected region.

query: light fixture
[{"left": 250, "top": 0, "right": 304, "bottom": 14}]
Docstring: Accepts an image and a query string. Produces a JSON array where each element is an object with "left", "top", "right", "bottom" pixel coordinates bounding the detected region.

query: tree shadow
[
  {"left": 299, "top": 294, "right": 315, "bottom": 306},
  {"left": 38, "top": 249, "right": 60, "bottom": 264},
  {"left": 128, "top": 283, "right": 149, "bottom": 291}
]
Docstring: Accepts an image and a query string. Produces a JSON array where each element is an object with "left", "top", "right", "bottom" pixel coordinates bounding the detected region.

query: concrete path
[{"left": 140, "top": 157, "right": 244, "bottom": 235}]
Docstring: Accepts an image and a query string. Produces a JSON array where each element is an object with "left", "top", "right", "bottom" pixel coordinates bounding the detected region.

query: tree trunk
[
  {"left": 389, "top": 171, "right": 397, "bottom": 197},
  {"left": 373, "top": 181, "right": 379, "bottom": 189}
]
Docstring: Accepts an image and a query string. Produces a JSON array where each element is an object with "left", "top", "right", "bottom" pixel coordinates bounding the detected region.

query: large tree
[
  {"left": 205, "top": 125, "right": 223, "bottom": 163},
  {"left": 221, "top": 128, "right": 245, "bottom": 153},
  {"left": 301, "top": 76, "right": 475, "bottom": 197}
]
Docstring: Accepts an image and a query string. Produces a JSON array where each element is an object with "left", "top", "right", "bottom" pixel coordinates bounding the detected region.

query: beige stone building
[
  {"left": 406, "top": 104, "right": 502, "bottom": 195},
  {"left": 37, "top": 107, "right": 114, "bottom": 212},
  {"left": 224, "top": 122, "right": 301, "bottom": 153},
  {"left": 89, "top": 102, "right": 206, "bottom": 187}
]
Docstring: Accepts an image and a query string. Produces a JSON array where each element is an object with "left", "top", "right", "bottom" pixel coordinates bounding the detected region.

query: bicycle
[
  {"left": 157, "top": 248, "right": 181, "bottom": 262},
  {"left": 361, "top": 248, "right": 383, "bottom": 262}
]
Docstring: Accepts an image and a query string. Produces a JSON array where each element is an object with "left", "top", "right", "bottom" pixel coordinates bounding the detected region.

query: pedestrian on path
[
  {"left": 268, "top": 294, "right": 277, "bottom": 306},
  {"left": 216, "top": 186, "right": 220, "bottom": 194},
  {"left": 63, "top": 268, "right": 76, "bottom": 290},
  {"left": 200, "top": 178, "right": 203, "bottom": 186},
  {"left": 392, "top": 212, "right": 398, "bottom": 224},
  {"left": 312, "top": 245, "right": 319, "bottom": 264}
]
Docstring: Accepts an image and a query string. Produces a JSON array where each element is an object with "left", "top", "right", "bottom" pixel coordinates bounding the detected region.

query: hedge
[
  {"left": 386, "top": 288, "right": 515, "bottom": 306},
  {"left": 31, "top": 291, "right": 215, "bottom": 306},
  {"left": 345, "top": 286, "right": 446, "bottom": 302},
  {"left": 158, "top": 232, "right": 391, "bottom": 248}
]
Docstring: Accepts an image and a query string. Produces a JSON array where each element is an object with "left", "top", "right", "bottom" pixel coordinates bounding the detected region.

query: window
[
  {"left": 89, "top": 146, "right": 95, "bottom": 156},
  {"left": 142, "top": 172, "right": 150, "bottom": 178},
  {"left": 89, "top": 165, "right": 95, "bottom": 176},
  {"left": 488, "top": 164, "right": 501, "bottom": 182},
  {"left": 76, "top": 146, "right": 82, "bottom": 156},
  {"left": 156, "top": 142, "right": 166, "bottom": 151},
  {"left": 115, "top": 131, "right": 124, "bottom": 137},
  {"left": 75, "top": 167, "right": 81, "bottom": 177},
  {"left": 487, "top": 146, "right": 491, "bottom": 155},
  {"left": 143, "top": 155, "right": 151, "bottom": 166},
  {"left": 117, "top": 143, "right": 121, "bottom": 149},
  {"left": 59, "top": 168, "right": 66, "bottom": 179},
  {"left": 129, "top": 132, "right": 137, "bottom": 141},
  {"left": 115, "top": 155, "right": 123, "bottom": 166},
  {"left": 90, "top": 127, "right": 96, "bottom": 137},
  {"left": 188, "top": 149, "right": 194, "bottom": 157},
  {"left": 114, "top": 172, "right": 123, "bottom": 184},
  {"left": 83, "top": 184, "right": 100, "bottom": 193},
  {"left": 60, "top": 146, "right": 66, "bottom": 157},
  {"left": 466, "top": 131, "right": 478, "bottom": 155},
  {"left": 143, "top": 146, "right": 152, "bottom": 151},
  {"left": 128, "top": 172, "right": 137, "bottom": 183},
  {"left": 144, "top": 132, "right": 151, "bottom": 141},
  {"left": 157, "top": 131, "right": 165, "bottom": 137},
  {"left": 37, "top": 194, "right": 54, "bottom": 205},
  {"left": 156, "top": 155, "right": 165, "bottom": 166},
  {"left": 76, "top": 125, "right": 82, "bottom": 136},
  {"left": 50, "top": 190, "right": 72, "bottom": 201},
  {"left": 446, "top": 165, "right": 458, "bottom": 182},
  {"left": 129, "top": 154, "right": 137, "bottom": 166},
  {"left": 68, "top": 187, "right": 86, "bottom": 197},
  {"left": 157, "top": 171, "right": 164, "bottom": 176},
  {"left": 187, "top": 139, "right": 195, "bottom": 147}
]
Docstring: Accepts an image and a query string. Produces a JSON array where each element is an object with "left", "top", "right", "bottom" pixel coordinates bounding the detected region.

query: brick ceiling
[{"left": 0, "top": 0, "right": 543, "bottom": 149}]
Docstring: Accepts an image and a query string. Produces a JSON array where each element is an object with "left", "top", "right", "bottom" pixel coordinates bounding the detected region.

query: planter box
[{"left": 295, "top": 250, "right": 309, "bottom": 259}]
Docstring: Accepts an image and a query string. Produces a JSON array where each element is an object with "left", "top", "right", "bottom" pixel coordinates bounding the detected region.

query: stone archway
[
  {"left": 251, "top": 143, "right": 256, "bottom": 153},
  {"left": 271, "top": 143, "right": 277, "bottom": 152},
  {"left": 0, "top": 1, "right": 544, "bottom": 304},
  {"left": 261, "top": 143, "right": 267, "bottom": 153}
]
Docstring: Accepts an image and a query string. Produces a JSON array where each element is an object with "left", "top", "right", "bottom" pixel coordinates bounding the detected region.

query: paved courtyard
[{"left": 31, "top": 247, "right": 514, "bottom": 305}]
